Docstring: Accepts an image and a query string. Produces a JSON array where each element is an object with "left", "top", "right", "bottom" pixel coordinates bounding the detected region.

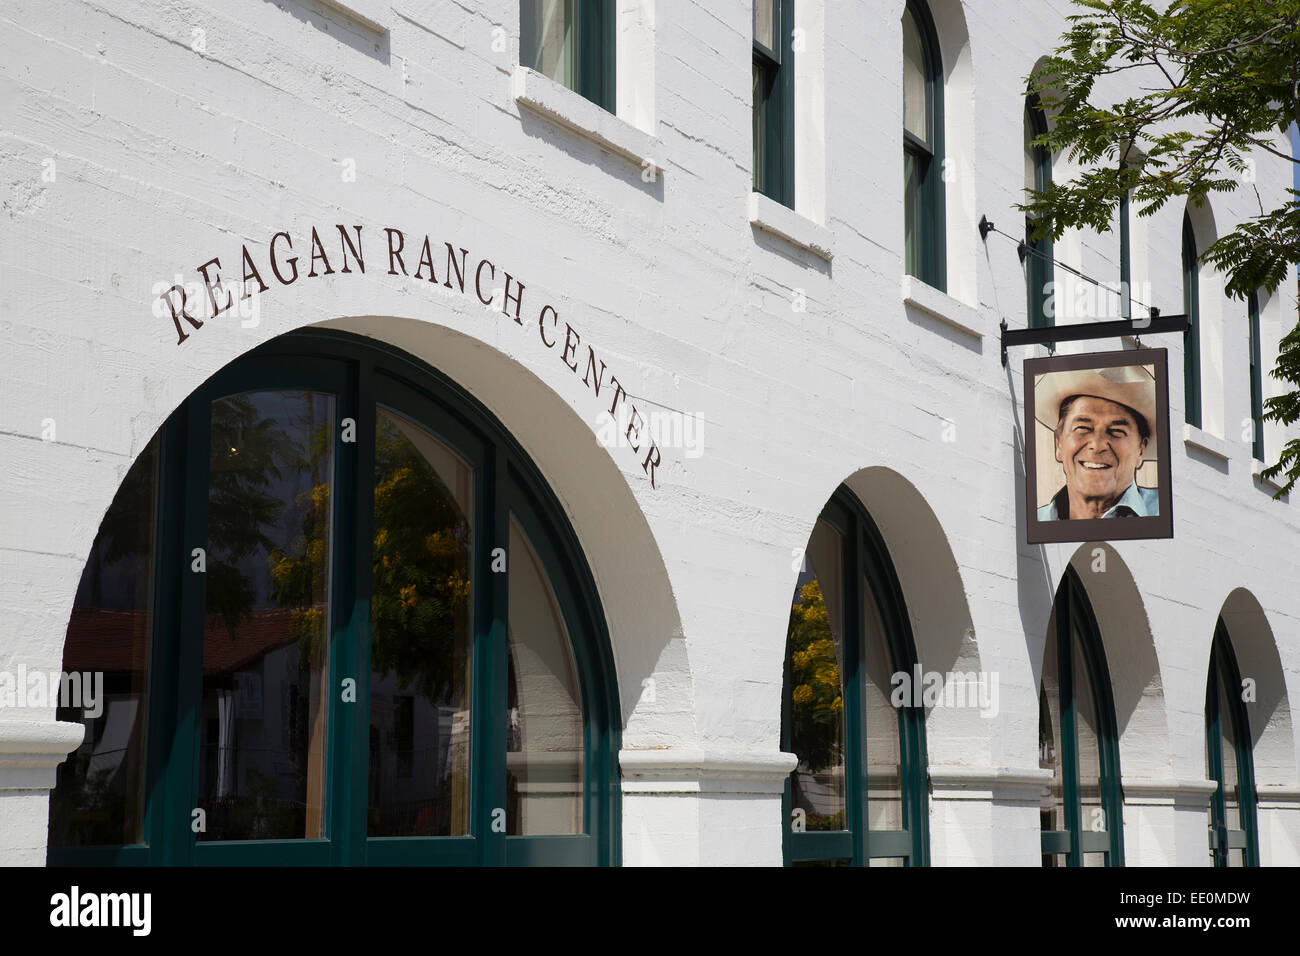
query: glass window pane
[
  {"left": 868, "top": 855, "right": 906, "bottom": 867},
  {"left": 902, "top": 7, "right": 928, "bottom": 143},
  {"left": 863, "top": 577, "right": 903, "bottom": 831},
  {"left": 1073, "top": 627, "right": 1107, "bottom": 837},
  {"left": 506, "top": 514, "right": 585, "bottom": 835},
  {"left": 753, "top": 62, "right": 764, "bottom": 193},
  {"left": 368, "top": 409, "right": 473, "bottom": 837},
  {"left": 50, "top": 439, "right": 158, "bottom": 847},
  {"left": 199, "top": 391, "right": 334, "bottom": 841},
  {"left": 1084, "top": 851, "right": 1108, "bottom": 867},
  {"left": 789, "top": 519, "right": 846, "bottom": 830},
  {"left": 1039, "top": 617, "right": 1066, "bottom": 838},
  {"left": 521, "top": 0, "right": 573, "bottom": 88},
  {"left": 904, "top": 150, "right": 920, "bottom": 277},
  {"left": 754, "top": 0, "right": 778, "bottom": 53},
  {"left": 1217, "top": 664, "right": 1242, "bottom": 832},
  {"left": 1042, "top": 853, "right": 1069, "bottom": 867}
]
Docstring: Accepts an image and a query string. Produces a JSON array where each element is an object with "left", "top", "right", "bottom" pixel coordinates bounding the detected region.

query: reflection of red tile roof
[{"left": 64, "top": 607, "right": 315, "bottom": 675}]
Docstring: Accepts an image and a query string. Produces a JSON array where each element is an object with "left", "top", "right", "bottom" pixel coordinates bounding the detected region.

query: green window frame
[
  {"left": 781, "top": 486, "right": 930, "bottom": 867},
  {"left": 903, "top": 0, "right": 945, "bottom": 291},
  {"left": 1248, "top": 292, "right": 1264, "bottom": 462},
  {"left": 1206, "top": 621, "right": 1260, "bottom": 867},
  {"left": 520, "top": 0, "right": 616, "bottom": 112},
  {"left": 48, "top": 329, "right": 621, "bottom": 867},
  {"left": 752, "top": 0, "right": 795, "bottom": 207},
  {"left": 1039, "top": 567, "right": 1124, "bottom": 867},
  {"left": 1183, "top": 212, "right": 1203, "bottom": 428},
  {"left": 1025, "top": 95, "right": 1054, "bottom": 331}
]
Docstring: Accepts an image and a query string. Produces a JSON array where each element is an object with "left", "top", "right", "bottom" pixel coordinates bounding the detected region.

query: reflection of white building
[{"left": 4, "top": 0, "right": 1300, "bottom": 867}]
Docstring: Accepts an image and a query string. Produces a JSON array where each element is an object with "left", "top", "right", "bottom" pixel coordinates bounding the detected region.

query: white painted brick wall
[{"left": 1, "top": 0, "right": 1297, "bottom": 866}]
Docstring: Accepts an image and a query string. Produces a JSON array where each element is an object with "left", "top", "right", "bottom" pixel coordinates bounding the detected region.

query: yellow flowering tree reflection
[{"left": 789, "top": 579, "right": 845, "bottom": 831}]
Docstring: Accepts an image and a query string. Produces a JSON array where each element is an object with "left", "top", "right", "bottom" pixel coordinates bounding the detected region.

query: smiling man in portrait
[{"left": 1034, "top": 364, "right": 1160, "bottom": 521}]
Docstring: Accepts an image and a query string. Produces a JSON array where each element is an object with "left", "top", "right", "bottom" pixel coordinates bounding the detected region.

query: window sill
[
  {"left": 901, "top": 275, "right": 982, "bottom": 339},
  {"left": 317, "top": 0, "right": 388, "bottom": 33},
  {"left": 1183, "top": 423, "right": 1232, "bottom": 464},
  {"left": 748, "top": 193, "right": 834, "bottom": 261},
  {"left": 513, "top": 66, "right": 661, "bottom": 172},
  {"left": 1252, "top": 459, "right": 1289, "bottom": 496}
]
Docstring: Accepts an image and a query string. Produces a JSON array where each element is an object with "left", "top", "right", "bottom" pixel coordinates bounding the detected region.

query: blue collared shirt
[{"left": 1036, "top": 482, "right": 1159, "bottom": 521}]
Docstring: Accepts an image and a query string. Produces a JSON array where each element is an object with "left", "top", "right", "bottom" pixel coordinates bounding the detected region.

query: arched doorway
[{"left": 48, "top": 329, "right": 620, "bottom": 866}]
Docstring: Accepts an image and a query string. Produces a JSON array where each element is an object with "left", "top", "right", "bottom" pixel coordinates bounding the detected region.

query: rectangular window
[
  {"left": 520, "top": 0, "right": 615, "bottom": 112},
  {"left": 1182, "top": 215, "right": 1202, "bottom": 428},
  {"left": 1249, "top": 293, "right": 1264, "bottom": 462},
  {"left": 753, "top": 0, "right": 794, "bottom": 207}
]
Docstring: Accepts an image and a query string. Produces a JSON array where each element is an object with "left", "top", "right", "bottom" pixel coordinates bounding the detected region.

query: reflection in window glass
[
  {"left": 863, "top": 579, "right": 903, "bottom": 831},
  {"left": 521, "top": 0, "right": 573, "bottom": 88},
  {"left": 506, "top": 515, "right": 584, "bottom": 835},
  {"left": 198, "top": 391, "right": 334, "bottom": 841},
  {"left": 1218, "top": 664, "right": 1242, "bottom": 835},
  {"left": 902, "top": 7, "right": 928, "bottom": 143},
  {"left": 788, "top": 519, "right": 846, "bottom": 831},
  {"left": 753, "top": 0, "right": 778, "bottom": 53},
  {"left": 1073, "top": 631, "right": 1105, "bottom": 838},
  {"left": 368, "top": 409, "right": 473, "bottom": 837},
  {"left": 50, "top": 439, "right": 158, "bottom": 847}
]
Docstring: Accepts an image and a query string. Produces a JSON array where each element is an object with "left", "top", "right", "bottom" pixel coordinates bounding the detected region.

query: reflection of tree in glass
[
  {"left": 789, "top": 580, "right": 843, "bottom": 774},
  {"left": 369, "top": 416, "right": 471, "bottom": 704},
  {"left": 267, "top": 417, "right": 332, "bottom": 668},
  {"left": 207, "top": 395, "right": 288, "bottom": 636}
]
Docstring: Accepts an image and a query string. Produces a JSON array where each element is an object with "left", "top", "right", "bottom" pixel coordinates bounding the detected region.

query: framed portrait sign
[{"left": 1024, "top": 348, "right": 1173, "bottom": 544}]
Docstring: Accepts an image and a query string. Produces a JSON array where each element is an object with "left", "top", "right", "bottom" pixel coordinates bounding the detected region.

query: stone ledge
[
  {"left": 1183, "top": 423, "right": 1233, "bottom": 464},
  {"left": 928, "top": 765, "right": 1052, "bottom": 800},
  {"left": 514, "top": 66, "right": 662, "bottom": 171},
  {"left": 901, "top": 275, "right": 982, "bottom": 339},
  {"left": 0, "top": 718, "right": 84, "bottom": 791},
  {"left": 319, "top": 0, "right": 388, "bottom": 33},
  {"left": 1255, "top": 783, "right": 1300, "bottom": 808},
  {"left": 1251, "top": 459, "right": 1290, "bottom": 496},
  {"left": 1121, "top": 777, "right": 1218, "bottom": 807},
  {"left": 620, "top": 748, "right": 797, "bottom": 794},
  {"left": 748, "top": 193, "right": 834, "bottom": 261}
]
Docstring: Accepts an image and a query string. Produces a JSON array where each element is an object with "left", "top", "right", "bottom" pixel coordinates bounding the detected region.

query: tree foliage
[
  {"left": 1022, "top": 0, "right": 1300, "bottom": 492},
  {"left": 788, "top": 579, "right": 843, "bottom": 775}
]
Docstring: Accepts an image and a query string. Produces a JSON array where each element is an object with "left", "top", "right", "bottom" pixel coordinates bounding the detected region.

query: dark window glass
[
  {"left": 198, "top": 390, "right": 334, "bottom": 841},
  {"left": 50, "top": 439, "right": 158, "bottom": 847},
  {"left": 367, "top": 408, "right": 473, "bottom": 838}
]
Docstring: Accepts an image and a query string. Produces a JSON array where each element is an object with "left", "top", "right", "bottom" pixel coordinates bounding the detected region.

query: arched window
[
  {"left": 1248, "top": 292, "right": 1264, "bottom": 462},
  {"left": 902, "top": 0, "right": 945, "bottom": 291},
  {"left": 781, "top": 487, "right": 929, "bottom": 866},
  {"left": 48, "top": 330, "right": 620, "bottom": 866},
  {"left": 1024, "top": 94, "right": 1054, "bottom": 330},
  {"left": 1183, "top": 211, "right": 1202, "bottom": 428},
  {"left": 1206, "top": 620, "right": 1259, "bottom": 866},
  {"left": 1039, "top": 567, "right": 1123, "bottom": 866}
]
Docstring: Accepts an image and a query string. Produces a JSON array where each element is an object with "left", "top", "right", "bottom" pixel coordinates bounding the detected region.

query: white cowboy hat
[{"left": 1034, "top": 363, "right": 1158, "bottom": 460}]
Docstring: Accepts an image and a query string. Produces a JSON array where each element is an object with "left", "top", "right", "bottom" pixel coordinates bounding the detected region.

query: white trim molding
[
  {"left": 513, "top": 66, "right": 662, "bottom": 172},
  {"left": 901, "top": 275, "right": 983, "bottom": 339},
  {"left": 1121, "top": 777, "right": 1218, "bottom": 808},
  {"left": 620, "top": 748, "right": 797, "bottom": 794},
  {"left": 0, "top": 719, "right": 85, "bottom": 791}
]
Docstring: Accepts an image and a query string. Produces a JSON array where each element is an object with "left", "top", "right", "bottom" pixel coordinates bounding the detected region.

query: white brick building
[{"left": 2, "top": 0, "right": 1298, "bottom": 866}]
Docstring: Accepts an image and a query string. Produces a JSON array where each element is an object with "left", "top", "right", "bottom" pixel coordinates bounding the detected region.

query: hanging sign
[{"left": 1024, "top": 349, "right": 1173, "bottom": 544}]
